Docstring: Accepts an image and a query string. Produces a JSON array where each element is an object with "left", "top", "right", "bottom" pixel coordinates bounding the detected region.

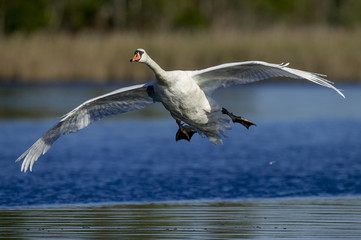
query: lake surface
[
  {"left": 1, "top": 82, "right": 361, "bottom": 238},
  {"left": 2, "top": 197, "right": 361, "bottom": 239}
]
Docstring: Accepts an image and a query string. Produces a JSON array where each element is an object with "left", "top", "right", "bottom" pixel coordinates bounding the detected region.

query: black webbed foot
[
  {"left": 222, "top": 108, "right": 256, "bottom": 129},
  {"left": 175, "top": 120, "right": 196, "bottom": 142}
]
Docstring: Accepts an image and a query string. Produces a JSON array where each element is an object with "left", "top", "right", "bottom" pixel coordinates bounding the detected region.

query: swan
[{"left": 16, "top": 48, "right": 345, "bottom": 172}]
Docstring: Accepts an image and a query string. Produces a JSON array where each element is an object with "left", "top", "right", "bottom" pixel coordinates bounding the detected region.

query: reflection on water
[
  {"left": 0, "top": 84, "right": 166, "bottom": 119},
  {"left": 1, "top": 197, "right": 361, "bottom": 239},
  {"left": 1, "top": 83, "right": 360, "bottom": 120}
]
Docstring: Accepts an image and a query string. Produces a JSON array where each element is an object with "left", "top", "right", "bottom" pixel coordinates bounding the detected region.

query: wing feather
[
  {"left": 16, "top": 82, "right": 157, "bottom": 172},
  {"left": 190, "top": 61, "right": 345, "bottom": 98}
]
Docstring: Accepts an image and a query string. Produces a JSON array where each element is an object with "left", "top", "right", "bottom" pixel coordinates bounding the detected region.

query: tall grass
[{"left": 0, "top": 27, "right": 360, "bottom": 84}]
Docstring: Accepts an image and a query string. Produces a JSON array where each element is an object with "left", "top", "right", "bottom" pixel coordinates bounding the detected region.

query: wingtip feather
[
  {"left": 336, "top": 89, "right": 346, "bottom": 99},
  {"left": 280, "top": 62, "right": 290, "bottom": 67},
  {"left": 17, "top": 138, "right": 48, "bottom": 172}
]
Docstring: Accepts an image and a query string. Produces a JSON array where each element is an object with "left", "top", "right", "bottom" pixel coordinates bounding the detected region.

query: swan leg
[
  {"left": 221, "top": 108, "right": 256, "bottom": 129},
  {"left": 175, "top": 120, "right": 196, "bottom": 142}
]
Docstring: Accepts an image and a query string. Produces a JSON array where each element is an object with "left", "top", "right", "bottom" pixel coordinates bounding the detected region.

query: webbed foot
[
  {"left": 175, "top": 120, "right": 196, "bottom": 142},
  {"left": 222, "top": 108, "right": 256, "bottom": 129}
]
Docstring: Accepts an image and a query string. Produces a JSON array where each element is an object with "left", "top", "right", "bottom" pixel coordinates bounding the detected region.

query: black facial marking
[{"left": 135, "top": 50, "right": 144, "bottom": 57}]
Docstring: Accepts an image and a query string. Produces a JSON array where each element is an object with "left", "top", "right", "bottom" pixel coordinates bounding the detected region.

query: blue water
[{"left": 1, "top": 83, "right": 361, "bottom": 207}]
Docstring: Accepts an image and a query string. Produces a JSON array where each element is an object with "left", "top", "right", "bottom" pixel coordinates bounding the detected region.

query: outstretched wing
[
  {"left": 190, "top": 61, "right": 344, "bottom": 98},
  {"left": 16, "top": 81, "right": 158, "bottom": 172}
]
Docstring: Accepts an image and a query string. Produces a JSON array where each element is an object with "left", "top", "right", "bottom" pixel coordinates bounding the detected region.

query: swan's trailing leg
[
  {"left": 175, "top": 120, "right": 196, "bottom": 142},
  {"left": 222, "top": 108, "right": 256, "bottom": 129}
]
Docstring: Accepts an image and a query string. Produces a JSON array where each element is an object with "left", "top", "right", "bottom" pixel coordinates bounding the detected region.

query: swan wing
[
  {"left": 190, "top": 61, "right": 344, "bottom": 98},
  {"left": 16, "top": 82, "right": 157, "bottom": 172}
]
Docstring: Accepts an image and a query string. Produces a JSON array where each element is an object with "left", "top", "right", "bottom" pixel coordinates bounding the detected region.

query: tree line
[{"left": 1, "top": 0, "right": 361, "bottom": 35}]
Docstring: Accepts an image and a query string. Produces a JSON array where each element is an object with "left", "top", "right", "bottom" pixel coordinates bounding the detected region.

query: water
[
  {"left": 1, "top": 82, "right": 361, "bottom": 238},
  {"left": 2, "top": 198, "right": 361, "bottom": 239}
]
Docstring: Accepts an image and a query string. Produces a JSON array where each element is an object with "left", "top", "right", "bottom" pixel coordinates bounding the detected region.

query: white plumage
[{"left": 16, "top": 48, "right": 344, "bottom": 172}]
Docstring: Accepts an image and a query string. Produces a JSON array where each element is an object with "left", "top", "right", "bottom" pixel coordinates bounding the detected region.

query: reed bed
[{"left": 0, "top": 27, "right": 360, "bottom": 84}]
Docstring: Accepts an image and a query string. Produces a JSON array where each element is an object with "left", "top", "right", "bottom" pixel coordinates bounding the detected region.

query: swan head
[{"left": 130, "top": 48, "right": 147, "bottom": 63}]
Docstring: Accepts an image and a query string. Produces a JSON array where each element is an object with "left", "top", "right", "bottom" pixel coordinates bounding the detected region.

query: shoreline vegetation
[{"left": 1, "top": 27, "right": 361, "bottom": 84}]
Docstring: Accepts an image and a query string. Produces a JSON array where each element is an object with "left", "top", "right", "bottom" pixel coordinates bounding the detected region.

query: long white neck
[{"left": 144, "top": 56, "right": 167, "bottom": 80}]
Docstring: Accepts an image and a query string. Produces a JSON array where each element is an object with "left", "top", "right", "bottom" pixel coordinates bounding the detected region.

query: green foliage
[
  {"left": 61, "top": 0, "right": 103, "bottom": 32},
  {"left": 172, "top": 6, "right": 209, "bottom": 30},
  {"left": 2, "top": 0, "right": 49, "bottom": 34},
  {"left": 1, "top": 0, "right": 361, "bottom": 35}
]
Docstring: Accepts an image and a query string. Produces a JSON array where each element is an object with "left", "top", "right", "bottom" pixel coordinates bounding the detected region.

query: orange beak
[{"left": 130, "top": 52, "right": 141, "bottom": 62}]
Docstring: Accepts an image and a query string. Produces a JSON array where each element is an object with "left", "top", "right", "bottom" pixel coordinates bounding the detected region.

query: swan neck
[{"left": 145, "top": 57, "right": 166, "bottom": 78}]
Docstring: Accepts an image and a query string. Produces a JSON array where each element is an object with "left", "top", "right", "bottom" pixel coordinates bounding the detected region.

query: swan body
[{"left": 16, "top": 48, "right": 344, "bottom": 172}]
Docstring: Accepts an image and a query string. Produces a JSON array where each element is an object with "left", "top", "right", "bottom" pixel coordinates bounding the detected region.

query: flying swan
[{"left": 16, "top": 48, "right": 345, "bottom": 172}]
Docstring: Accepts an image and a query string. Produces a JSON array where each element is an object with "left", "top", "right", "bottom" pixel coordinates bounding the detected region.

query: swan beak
[{"left": 130, "top": 52, "right": 141, "bottom": 62}]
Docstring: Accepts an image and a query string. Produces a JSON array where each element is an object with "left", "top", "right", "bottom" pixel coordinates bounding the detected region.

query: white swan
[{"left": 16, "top": 48, "right": 345, "bottom": 172}]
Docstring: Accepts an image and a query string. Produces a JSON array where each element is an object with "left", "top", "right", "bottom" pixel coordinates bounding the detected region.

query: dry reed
[{"left": 0, "top": 27, "right": 360, "bottom": 84}]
